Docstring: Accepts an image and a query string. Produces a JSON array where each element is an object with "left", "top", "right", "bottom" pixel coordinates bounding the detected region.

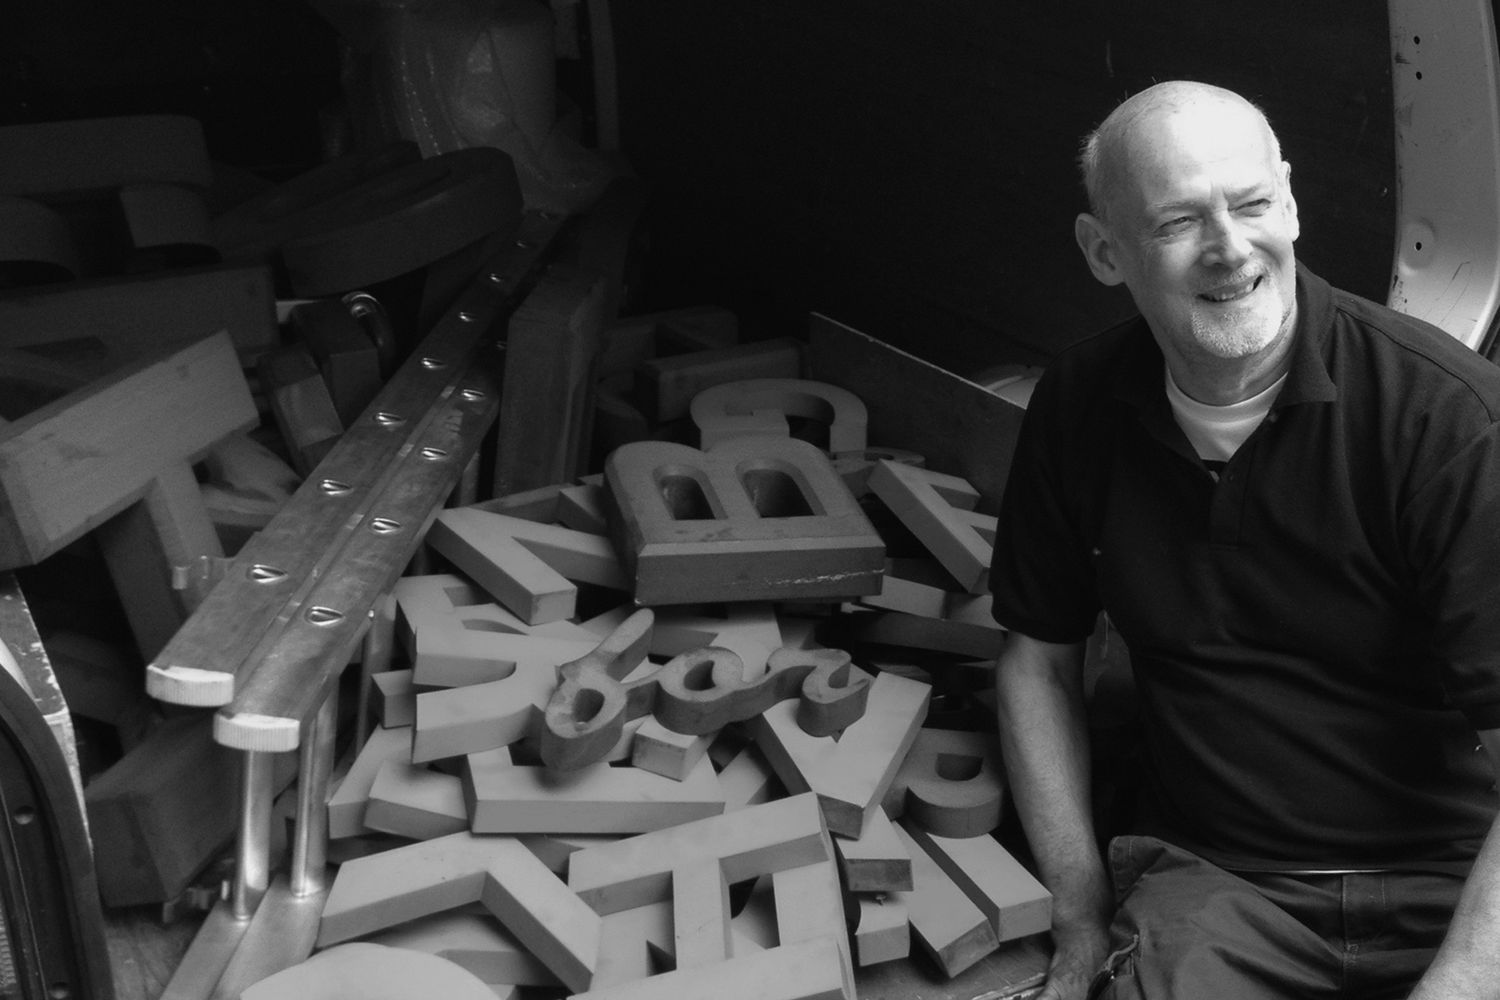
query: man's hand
[{"left": 1037, "top": 919, "right": 1111, "bottom": 1000}]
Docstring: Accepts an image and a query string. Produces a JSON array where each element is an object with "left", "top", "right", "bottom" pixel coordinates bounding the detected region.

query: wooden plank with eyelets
[
  {"left": 214, "top": 353, "right": 502, "bottom": 752},
  {"left": 145, "top": 211, "right": 569, "bottom": 710}
]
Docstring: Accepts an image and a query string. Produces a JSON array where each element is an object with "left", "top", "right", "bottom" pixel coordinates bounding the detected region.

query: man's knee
[{"left": 1103, "top": 836, "right": 1338, "bottom": 999}]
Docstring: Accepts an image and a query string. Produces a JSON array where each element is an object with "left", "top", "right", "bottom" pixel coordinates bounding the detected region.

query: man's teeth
[{"left": 1202, "top": 277, "right": 1260, "bottom": 302}]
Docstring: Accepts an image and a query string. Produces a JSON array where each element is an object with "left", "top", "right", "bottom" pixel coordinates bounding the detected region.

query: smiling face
[{"left": 1076, "top": 84, "right": 1301, "bottom": 402}]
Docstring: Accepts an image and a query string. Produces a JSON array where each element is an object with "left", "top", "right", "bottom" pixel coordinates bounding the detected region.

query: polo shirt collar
[
  {"left": 1109, "top": 261, "right": 1340, "bottom": 415},
  {"left": 1275, "top": 263, "right": 1339, "bottom": 407}
]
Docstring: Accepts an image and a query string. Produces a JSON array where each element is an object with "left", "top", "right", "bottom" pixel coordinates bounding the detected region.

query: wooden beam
[
  {"left": 0, "top": 330, "right": 255, "bottom": 571},
  {"left": 258, "top": 344, "right": 344, "bottom": 477},
  {"left": 493, "top": 264, "right": 610, "bottom": 496},
  {"left": 0, "top": 263, "right": 278, "bottom": 366},
  {"left": 807, "top": 314, "right": 1026, "bottom": 512},
  {"left": 95, "top": 457, "right": 225, "bottom": 658},
  {"left": 83, "top": 712, "right": 296, "bottom": 907}
]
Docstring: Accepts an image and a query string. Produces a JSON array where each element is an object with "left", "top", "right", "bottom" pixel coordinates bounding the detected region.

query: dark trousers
[{"left": 1090, "top": 836, "right": 1466, "bottom": 1000}]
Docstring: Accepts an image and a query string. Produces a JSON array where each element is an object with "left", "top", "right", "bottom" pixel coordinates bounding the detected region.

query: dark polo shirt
[{"left": 990, "top": 265, "right": 1500, "bottom": 870}]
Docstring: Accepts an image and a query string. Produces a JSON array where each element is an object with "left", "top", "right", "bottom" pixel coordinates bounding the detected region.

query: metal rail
[{"left": 155, "top": 210, "right": 569, "bottom": 999}]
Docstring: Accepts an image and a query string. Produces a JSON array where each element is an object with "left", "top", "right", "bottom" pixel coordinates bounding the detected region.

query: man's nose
[{"left": 1202, "top": 213, "right": 1252, "bottom": 267}]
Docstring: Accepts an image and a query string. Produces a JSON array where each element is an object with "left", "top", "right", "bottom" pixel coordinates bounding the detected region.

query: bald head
[
  {"left": 1070, "top": 80, "right": 1301, "bottom": 403},
  {"left": 1081, "top": 82, "right": 1283, "bottom": 223}
]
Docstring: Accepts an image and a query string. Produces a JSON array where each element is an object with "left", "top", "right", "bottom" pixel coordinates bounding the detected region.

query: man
[{"left": 989, "top": 80, "right": 1500, "bottom": 999}]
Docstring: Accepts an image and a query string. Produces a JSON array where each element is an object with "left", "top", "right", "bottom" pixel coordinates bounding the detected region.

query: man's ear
[
  {"left": 1075, "top": 213, "right": 1128, "bottom": 286},
  {"left": 1281, "top": 162, "right": 1300, "bottom": 244}
]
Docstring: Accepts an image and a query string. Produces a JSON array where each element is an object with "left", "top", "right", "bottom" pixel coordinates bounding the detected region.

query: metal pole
[
  {"left": 355, "top": 594, "right": 396, "bottom": 746},
  {"left": 290, "top": 687, "right": 338, "bottom": 897},
  {"left": 455, "top": 452, "right": 481, "bottom": 507},
  {"left": 231, "top": 751, "right": 273, "bottom": 920}
]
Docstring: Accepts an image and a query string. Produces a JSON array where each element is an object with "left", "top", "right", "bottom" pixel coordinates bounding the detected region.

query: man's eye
[
  {"left": 1238, "top": 199, "right": 1272, "bottom": 215},
  {"left": 1157, "top": 216, "right": 1195, "bottom": 235}
]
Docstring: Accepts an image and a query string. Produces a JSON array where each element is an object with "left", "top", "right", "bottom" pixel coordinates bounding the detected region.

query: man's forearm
[
  {"left": 994, "top": 634, "right": 1113, "bottom": 929},
  {"left": 1409, "top": 818, "right": 1500, "bottom": 999},
  {"left": 1409, "top": 730, "right": 1500, "bottom": 1000}
]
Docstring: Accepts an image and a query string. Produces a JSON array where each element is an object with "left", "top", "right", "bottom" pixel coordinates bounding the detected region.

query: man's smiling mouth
[{"left": 1200, "top": 275, "right": 1263, "bottom": 303}]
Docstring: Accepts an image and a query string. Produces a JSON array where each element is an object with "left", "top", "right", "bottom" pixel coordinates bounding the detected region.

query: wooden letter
[
  {"left": 540, "top": 639, "right": 871, "bottom": 772},
  {"left": 690, "top": 377, "right": 867, "bottom": 453},
  {"left": 833, "top": 807, "right": 912, "bottom": 893},
  {"left": 634, "top": 336, "right": 800, "bottom": 422},
  {"left": 853, "top": 894, "right": 910, "bottom": 967},
  {"left": 885, "top": 727, "right": 1006, "bottom": 839},
  {"left": 412, "top": 662, "right": 558, "bottom": 763},
  {"left": 240, "top": 942, "right": 496, "bottom": 1000},
  {"left": 414, "top": 630, "right": 598, "bottom": 689},
  {"left": 463, "top": 752, "right": 724, "bottom": 835},
  {"left": 672, "top": 859, "right": 732, "bottom": 970},
  {"left": 598, "top": 305, "right": 739, "bottom": 382},
  {"left": 747, "top": 671, "right": 930, "bottom": 838},
  {"left": 867, "top": 459, "right": 996, "bottom": 594},
  {"left": 569, "top": 936, "right": 849, "bottom": 1000},
  {"left": 604, "top": 437, "right": 885, "bottom": 606},
  {"left": 631, "top": 717, "right": 714, "bottom": 781},
  {"left": 890, "top": 822, "right": 998, "bottom": 978},
  {"left": 898, "top": 822, "right": 1052, "bottom": 944},
  {"left": 364, "top": 758, "right": 469, "bottom": 840},
  {"left": 771, "top": 859, "right": 856, "bottom": 998},
  {"left": 327, "top": 724, "right": 412, "bottom": 839},
  {"left": 567, "top": 792, "right": 831, "bottom": 915},
  {"left": 426, "top": 506, "right": 627, "bottom": 624},
  {"left": 716, "top": 743, "right": 778, "bottom": 812},
  {"left": 364, "top": 909, "right": 560, "bottom": 987},
  {"left": 318, "top": 831, "right": 602, "bottom": 992},
  {"left": 370, "top": 669, "right": 415, "bottom": 728},
  {"left": 537, "top": 608, "right": 656, "bottom": 770}
]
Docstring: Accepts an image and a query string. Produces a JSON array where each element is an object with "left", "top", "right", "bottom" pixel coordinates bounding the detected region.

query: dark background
[{"left": 0, "top": 1, "right": 1395, "bottom": 376}]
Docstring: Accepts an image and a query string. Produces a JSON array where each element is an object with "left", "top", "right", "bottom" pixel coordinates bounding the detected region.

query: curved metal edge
[{"left": 0, "top": 663, "right": 115, "bottom": 999}]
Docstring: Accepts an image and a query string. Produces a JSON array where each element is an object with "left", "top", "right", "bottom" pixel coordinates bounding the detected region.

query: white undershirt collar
[{"left": 1165, "top": 364, "right": 1288, "bottom": 462}]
